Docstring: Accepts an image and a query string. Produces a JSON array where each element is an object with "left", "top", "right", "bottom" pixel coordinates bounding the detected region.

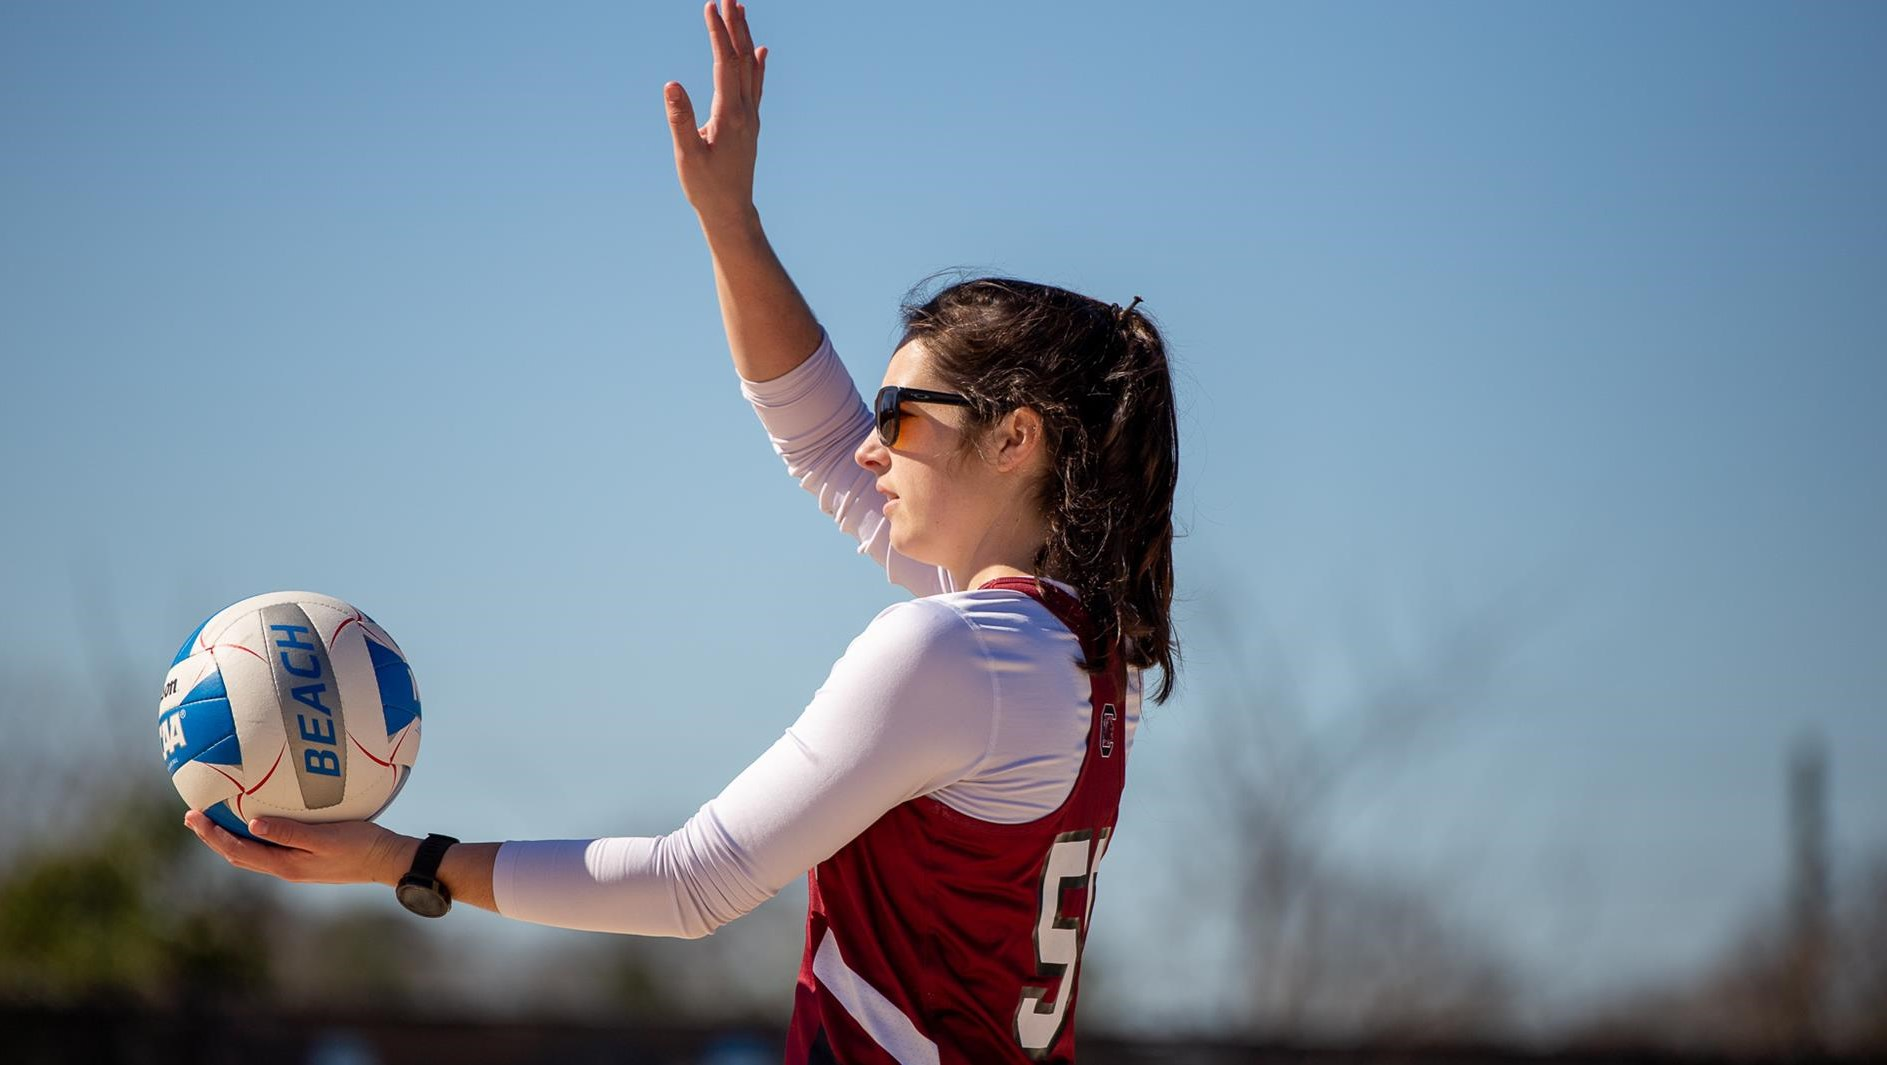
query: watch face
[{"left": 397, "top": 880, "right": 450, "bottom": 918}]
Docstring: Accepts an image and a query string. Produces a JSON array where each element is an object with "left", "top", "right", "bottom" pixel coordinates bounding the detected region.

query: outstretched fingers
[
  {"left": 704, "top": 1, "right": 745, "bottom": 119},
  {"left": 728, "top": 2, "right": 756, "bottom": 67},
  {"left": 728, "top": 2, "right": 760, "bottom": 107},
  {"left": 702, "top": 2, "right": 729, "bottom": 119},
  {"left": 711, "top": 1, "right": 765, "bottom": 115},
  {"left": 185, "top": 809, "right": 302, "bottom": 879}
]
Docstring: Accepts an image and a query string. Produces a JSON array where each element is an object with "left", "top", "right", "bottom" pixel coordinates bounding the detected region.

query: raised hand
[{"left": 666, "top": 0, "right": 768, "bottom": 227}]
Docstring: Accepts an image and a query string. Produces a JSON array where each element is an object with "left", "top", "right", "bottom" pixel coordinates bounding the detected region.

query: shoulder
[
  {"left": 830, "top": 590, "right": 1083, "bottom": 698},
  {"left": 839, "top": 597, "right": 990, "bottom": 682},
  {"left": 806, "top": 598, "right": 1000, "bottom": 783},
  {"left": 922, "top": 588, "right": 1083, "bottom": 660},
  {"left": 894, "top": 588, "right": 1081, "bottom": 650}
]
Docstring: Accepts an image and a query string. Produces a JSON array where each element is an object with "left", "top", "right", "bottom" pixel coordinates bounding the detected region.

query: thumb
[
  {"left": 664, "top": 82, "right": 700, "bottom": 151},
  {"left": 249, "top": 816, "right": 308, "bottom": 849}
]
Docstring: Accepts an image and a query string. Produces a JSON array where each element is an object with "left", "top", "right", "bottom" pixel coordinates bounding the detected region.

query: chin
[{"left": 889, "top": 524, "right": 940, "bottom": 568}]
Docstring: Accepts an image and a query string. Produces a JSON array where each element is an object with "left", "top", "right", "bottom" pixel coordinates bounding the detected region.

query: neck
[{"left": 953, "top": 511, "right": 1047, "bottom": 591}]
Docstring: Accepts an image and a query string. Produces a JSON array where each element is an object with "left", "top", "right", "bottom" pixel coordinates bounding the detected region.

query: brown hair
[{"left": 901, "top": 276, "right": 1181, "bottom": 704}]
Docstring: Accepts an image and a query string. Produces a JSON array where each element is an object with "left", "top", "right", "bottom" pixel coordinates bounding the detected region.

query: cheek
[
  {"left": 887, "top": 467, "right": 940, "bottom": 532},
  {"left": 903, "top": 476, "right": 972, "bottom": 542}
]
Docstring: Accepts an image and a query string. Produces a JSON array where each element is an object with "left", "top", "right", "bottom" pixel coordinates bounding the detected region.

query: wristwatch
[{"left": 396, "top": 833, "right": 459, "bottom": 918}]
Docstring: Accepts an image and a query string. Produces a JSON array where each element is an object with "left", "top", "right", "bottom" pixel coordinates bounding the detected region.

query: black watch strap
[
  {"left": 396, "top": 833, "right": 460, "bottom": 918},
  {"left": 407, "top": 833, "right": 459, "bottom": 881}
]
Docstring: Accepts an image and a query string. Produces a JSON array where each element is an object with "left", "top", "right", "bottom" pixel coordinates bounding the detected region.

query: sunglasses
[{"left": 873, "top": 385, "right": 975, "bottom": 447}]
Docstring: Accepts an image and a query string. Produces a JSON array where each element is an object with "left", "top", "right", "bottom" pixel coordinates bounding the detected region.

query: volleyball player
[{"left": 185, "top": 4, "right": 1180, "bottom": 1061}]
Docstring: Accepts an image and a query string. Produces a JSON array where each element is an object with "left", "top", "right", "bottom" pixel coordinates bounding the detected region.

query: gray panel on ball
[{"left": 259, "top": 602, "right": 347, "bottom": 809}]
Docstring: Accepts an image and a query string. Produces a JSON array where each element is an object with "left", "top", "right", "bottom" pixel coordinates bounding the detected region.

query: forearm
[{"left": 700, "top": 206, "right": 823, "bottom": 383}]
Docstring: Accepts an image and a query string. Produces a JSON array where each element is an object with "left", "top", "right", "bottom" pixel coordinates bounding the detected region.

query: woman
[{"left": 184, "top": 3, "right": 1180, "bottom": 1061}]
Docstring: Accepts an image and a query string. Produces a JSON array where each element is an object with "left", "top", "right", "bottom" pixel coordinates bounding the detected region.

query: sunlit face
[{"left": 854, "top": 339, "right": 1002, "bottom": 570}]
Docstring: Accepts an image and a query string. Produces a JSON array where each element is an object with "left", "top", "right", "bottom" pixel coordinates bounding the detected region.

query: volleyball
[{"left": 157, "top": 591, "right": 422, "bottom": 842}]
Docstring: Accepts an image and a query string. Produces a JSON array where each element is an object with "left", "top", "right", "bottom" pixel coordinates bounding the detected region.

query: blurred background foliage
[
  {"left": 3, "top": 637, "right": 1883, "bottom": 1061},
  {"left": 0, "top": 783, "right": 276, "bottom": 1006}
]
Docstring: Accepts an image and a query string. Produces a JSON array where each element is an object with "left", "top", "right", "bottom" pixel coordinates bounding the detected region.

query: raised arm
[
  {"left": 668, "top": 2, "right": 949, "bottom": 597},
  {"left": 665, "top": 0, "right": 820, "bottom": 383}
]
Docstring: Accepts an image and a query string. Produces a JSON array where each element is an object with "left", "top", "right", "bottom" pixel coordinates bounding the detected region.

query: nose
[{"left": 855, "top": 428, "right": 889, "bottom": 474}]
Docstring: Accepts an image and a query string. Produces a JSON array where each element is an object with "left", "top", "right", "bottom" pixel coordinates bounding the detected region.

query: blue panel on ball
[
  {"left": 171, "top": 613, "right": 214, "bottom": 666},
  {"left": 198, "top": 733, "right": 244, "bottom": 766},
  {"left": 183, "top": 669, "right": 227, "bottom": 705},
  {"left": 160, "top": 691, "right": 237, "bottom": 775},
  {"left": 366, "top": 637, "right": 422, "bottom": 735}
]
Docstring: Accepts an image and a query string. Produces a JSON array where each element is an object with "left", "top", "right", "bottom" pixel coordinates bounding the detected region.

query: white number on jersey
[{"left": 1014, "top": 827, "right": 1111, "bottom": 1054}]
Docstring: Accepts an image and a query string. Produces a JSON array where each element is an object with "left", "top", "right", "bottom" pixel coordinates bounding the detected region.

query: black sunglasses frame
[{"left": 874, "top": 385, "right": 975, "bottom": 447}]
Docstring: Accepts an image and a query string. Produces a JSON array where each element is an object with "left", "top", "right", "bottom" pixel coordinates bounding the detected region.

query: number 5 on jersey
[{"left": 1015, "top": 827, "right": 1111, "bottom": 1054}]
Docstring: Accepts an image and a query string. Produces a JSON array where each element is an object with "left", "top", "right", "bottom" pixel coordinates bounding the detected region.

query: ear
[{"left": 985, "top": 406, "right": 1045, "bottom": 474}]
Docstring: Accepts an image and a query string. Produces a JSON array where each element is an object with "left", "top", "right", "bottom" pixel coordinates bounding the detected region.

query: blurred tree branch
[{"left": 1171, "top": 576, "right": 1556, "bottom": 1044}]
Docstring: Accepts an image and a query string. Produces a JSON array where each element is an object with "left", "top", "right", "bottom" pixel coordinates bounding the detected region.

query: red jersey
[{"left": 785, "top": 577, "right": 1130, "bottom": 1065}]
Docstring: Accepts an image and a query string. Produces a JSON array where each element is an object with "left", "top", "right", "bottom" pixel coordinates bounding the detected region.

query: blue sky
[{"left": 3, "top": 0, "right": 1884, "bottom": 1030}]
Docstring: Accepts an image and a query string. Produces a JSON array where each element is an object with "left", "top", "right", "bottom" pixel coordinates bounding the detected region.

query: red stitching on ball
[
  {"left": 329, "top": 611, "right": 362, "bottom": 646},
  {"left": 205, "top": 742, "right": 288, "bottom": 819},
  {"left": 348, "top": 732, "right": 396, "bottom": 768}
]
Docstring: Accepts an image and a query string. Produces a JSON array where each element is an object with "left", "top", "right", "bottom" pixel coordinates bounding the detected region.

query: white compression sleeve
[
  {"left": 492, "top": 598, "right": 995, "bottom": 937},
  {"left": 739, "top": 331, "right": 952, "bottom": 598}
]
